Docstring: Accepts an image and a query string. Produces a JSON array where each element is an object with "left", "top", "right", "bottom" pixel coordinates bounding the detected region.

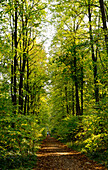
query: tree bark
[
  {"left": 27, "top": 58, "right": 30, "bottom": 113},
  {"left": 19, "top": 6, "right": 28, "bottom": 114},
  {"left": 99, "top": 0, "right": 108, "bottom": 55},
  {"left": 24, "top": 95, "right": 27, "bottom": 115},
  {"left": 65, "top": 86, "right": 69, "bottom": 114},
  {"left": 11, "top": 61, "right": 14, "bottom": 103},
  {"left": 13, "top": 1, "right": 18, "bottom": 114},
  {"left": 10, "top": 11, "right": 14, "bottom": 104},
  {"left": 81, "top": 54, "right": 83, "bottom": 115},
  {"left": 74, "top": 54, "right": 80, "bottom": 115},
  {"left": 72, "top": 85, "right": 75, "bottom": 115},
  {"left": 88, "top": 0, "right": 99, "bottom": 103}
]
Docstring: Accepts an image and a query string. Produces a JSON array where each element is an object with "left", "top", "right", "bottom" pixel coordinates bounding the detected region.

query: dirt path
[{"left": 34, "top": 137, "right": 106, "bottom": 170}]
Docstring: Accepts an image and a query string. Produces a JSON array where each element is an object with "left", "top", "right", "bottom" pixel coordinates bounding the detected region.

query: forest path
[{"left": 33, "top": 137, "right": 106, "bottom": 170}]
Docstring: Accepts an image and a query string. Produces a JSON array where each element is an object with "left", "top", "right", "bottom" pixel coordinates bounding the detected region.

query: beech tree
[
  {"left": 1, "top": 0, "right": 47, "bottom": 115},
  {"left": 0, "top": 1, "right": 49, "bottom": 165},
  {"left": 0, "top": 0, "right": 108, "bottom": 168},
  {"left": 99, "top": 0, "right": 108, "bottom": 54},
  {"left": 48, "top": 0, "right": 107, "bottom": 117}
]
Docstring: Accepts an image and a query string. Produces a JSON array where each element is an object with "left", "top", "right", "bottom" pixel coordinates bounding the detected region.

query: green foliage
[
  {"left": 1, "top": 0, "right": 108, "bottom": 168},
  {"left": 51, "top": 115, "right": 80, "bottom": 142},
  {"left": 0, "top": 113, "right": 45, "bottom": 155},
  {"left": 0, "top": 111, "right": 47, "bottom": 169},
  {"left": 48, "top": 0, "right": 108, "bottom": 166},
  {"left": 52, "top": 113, "right": 108, "bottom": 166},
  {"left": 0, "top": 154, "right": 37, "bottom": 169}
]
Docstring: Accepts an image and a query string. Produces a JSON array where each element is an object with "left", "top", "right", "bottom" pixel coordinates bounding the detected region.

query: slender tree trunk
[
  {"left": 37, "top": 92, "right": 40, "bottom": 115},
  {"left": 19, "top": 6, "right": 24, "bottom": 114},
  {"left": 18, "top": 3, "right": 22, "bottom": 113},
  {"left": 68, "top": 83, "right": 71, "bottom": 114},
  {"left": 65, "top": 86, "right": 69, "bottom": 114},
  {"left": 19, "top": 19, "right": 23, "bottom": 113},
  {"left": 11, "top": 27, "right": 14, "bottom": 103},
  {"left": 22, "top": 17, "right": 27, "bottom": 112},
  {"left": 27, "top": 59, "right": 29, "bottom": 113},
  {"left": 24, "top": 95, "right": 27, "bottom": 115},
  {"left": 81, "top": 54, "right": 83, "bottom": 115},
  {"left": 31, "top": 84, "right": 36, "bottom": 111},
  {"left": 73, "top": 31, "right": 80, "bottom": 115},
  {"left": 70, "top": 55, "right": 75, "bottom": 115},
  {"left": 88, "top": 0, "right": 99, "bottom": 103},
  {"left": 74, "top": 55, "right": 80, "bottom": 115},
  {"left": 11, "top": 62, "right": 13, "bottom": 95},
  {"left": 19, "top": 5, "right": 28, "bottom": 114},
  {"left": 13, "top": 1, "right": 18, "bottom": 114},
  {"left": 99, "top": 0, "right": 108, "bottom": 55},
  {"left": 19, "top": 73, "right": 23, "bottom": 113},
  {"left": 72, "top": 85, "right": 75, "bottom": 115},
  {"left": 24, "top": 59, "right": 29, "bottom": 115}
]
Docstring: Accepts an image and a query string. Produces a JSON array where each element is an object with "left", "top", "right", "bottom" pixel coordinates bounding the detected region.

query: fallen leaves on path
[{"left": 33, "top": 137, "right": 107, "bottom": 170}]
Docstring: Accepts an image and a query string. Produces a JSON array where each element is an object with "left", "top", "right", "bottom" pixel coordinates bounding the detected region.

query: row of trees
[
  {"left": 0, "top": 0, "right": 108, "bottom": 168},
  {"left": 1, "top": 0, "right": 48, "bottom": 115},
  {"left": 0, "top": 0, "right": 49, "bottom": 168},
  {"left": 48, "top": 0, "right": 107, "bottom": 116},
  {"left": 48, "top": 0, "right": 108, "bottom": 166}
]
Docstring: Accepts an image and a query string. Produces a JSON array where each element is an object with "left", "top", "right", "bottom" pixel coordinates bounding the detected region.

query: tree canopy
[{"left": 0, "top": 0, "right": 108, "bottom": 168}]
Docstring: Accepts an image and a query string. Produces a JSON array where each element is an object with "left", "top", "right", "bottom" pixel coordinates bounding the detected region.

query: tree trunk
[
  {"left": 69, "top": 84, "right": 72, "bottom": 114},
  {"left": 19, "top": 6, "right": 28, "bottom": 114},
  {"left": 74, "top": 55, "right": 80, "bottom": 115},
  {"left": 88, "top": 0, "right": 99, "bottom": 103},
  {"left": 81, "top": 54, "right": 83, "bottom": 115},
  {"left": 99, "top": 0, "right": 108, "bottom": 55},
  {"left": 19, "top": 34, "right": 22, "bottom": 113},
  {"left": 65, "top": 86, "right": 69, "bottom": 114},
  {"left": 24, "top": 95, "right": 27, "bottom": 115},
  {"left": 13, "top": 1, "right": 18, "bottom": 114},
  {"left": 19, "top": 73, "right": 23, "bottom": 113},
  {"left": 10, "top": 0, "right": 14, "bottom": 104},
  {"left": 27, "top": 59, "right": 29, "bottom": 113},
  {"left": 72, "top": 85, "right": 75, "bottom": 115},
  {"left": 11, "top": 61, "right": 14, "bottom": 102}
]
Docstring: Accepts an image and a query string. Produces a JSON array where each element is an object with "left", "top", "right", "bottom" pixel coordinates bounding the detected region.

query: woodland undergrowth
[
  {"left": 0, "top": 99, "right": 46, "bottom": 169},
  {"left": 51, "top": 110, "right": 108, "bottom": 167}
]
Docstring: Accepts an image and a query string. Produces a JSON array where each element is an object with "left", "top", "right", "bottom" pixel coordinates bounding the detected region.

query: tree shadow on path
[{"left": 34, "top": 137, "right": 106, "bottom": 170}]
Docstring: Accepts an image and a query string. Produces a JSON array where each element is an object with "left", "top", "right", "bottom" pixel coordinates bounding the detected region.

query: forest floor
[{"left": 33, "top": 137, "right": 107, "bottom": 170}]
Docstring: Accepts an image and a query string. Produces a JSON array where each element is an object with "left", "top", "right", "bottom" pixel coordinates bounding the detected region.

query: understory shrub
[
  {"left": 0, "top": 113, "right": 46, "bottom": 169},
  {"left": 51, "top": 115, "right": 80, "bottom": 141},
  {"left": 52, "top": 112, "right": 108, "bottom": 166}
]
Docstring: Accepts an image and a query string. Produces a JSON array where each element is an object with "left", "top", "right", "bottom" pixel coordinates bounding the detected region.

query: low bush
[
  {"left": 51, "top": 115, "right": 80, "bottom": 142},
  {"left": 51, "top": 112, "right": 108, "bottom": 166},
  {"left": 0, "top": 113, "right": 46, "bottom": 169}
]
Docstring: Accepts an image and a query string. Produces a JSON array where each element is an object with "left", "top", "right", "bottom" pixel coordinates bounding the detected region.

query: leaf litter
[{"left": 33, "top": 137, "right": 107, "bottom": 170}]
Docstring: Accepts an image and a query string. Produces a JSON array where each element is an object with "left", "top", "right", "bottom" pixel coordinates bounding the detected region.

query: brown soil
[{"left": 33, "top": 137, "right": 107, "bottom": 170}]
